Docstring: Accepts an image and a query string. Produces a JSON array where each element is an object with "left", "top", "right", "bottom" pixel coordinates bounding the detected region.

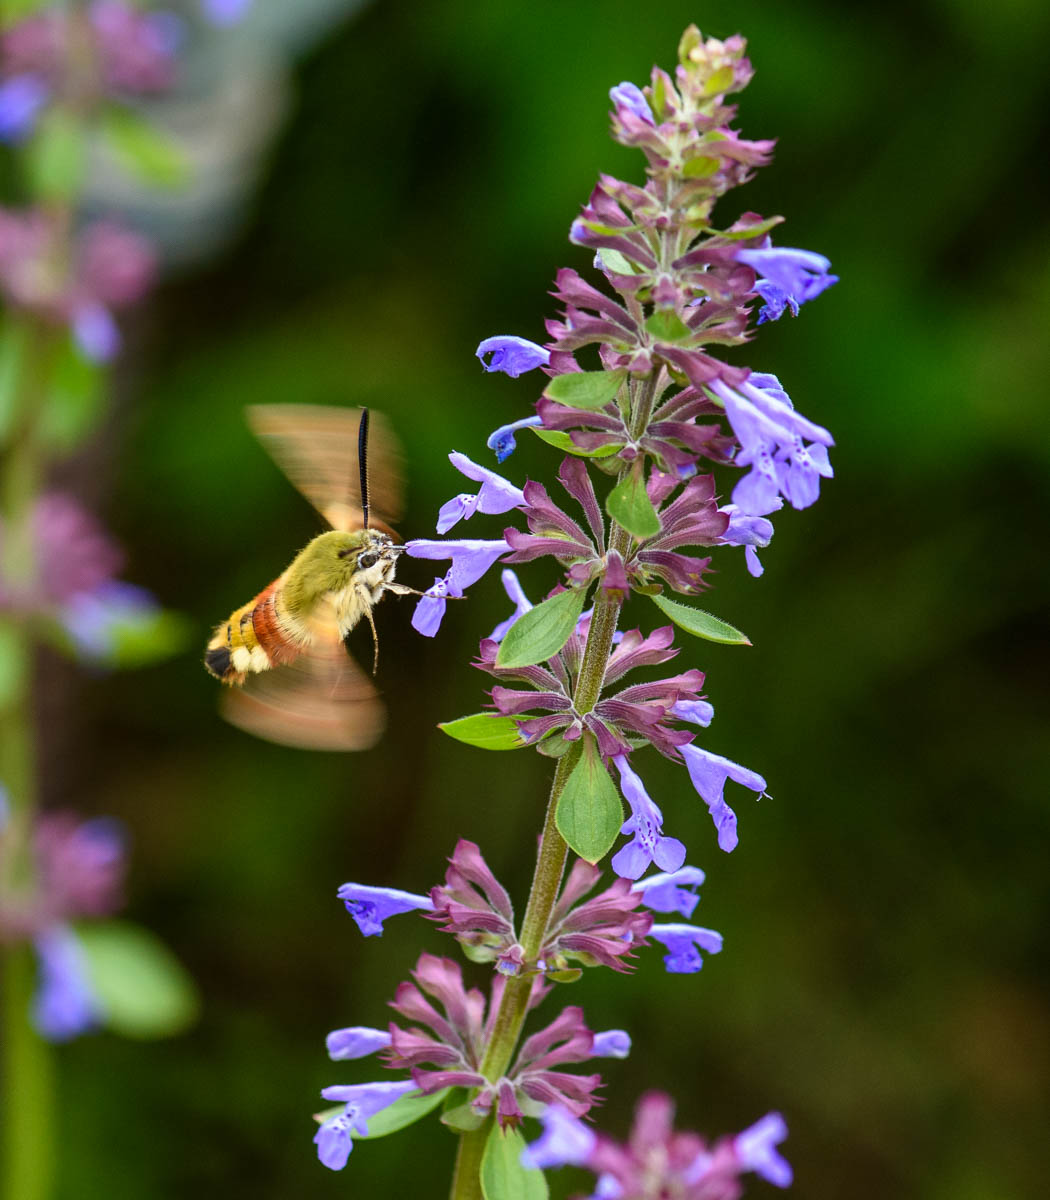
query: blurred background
[{"left": 27, "top": 0, "right": 1050, "bottom": 1196}]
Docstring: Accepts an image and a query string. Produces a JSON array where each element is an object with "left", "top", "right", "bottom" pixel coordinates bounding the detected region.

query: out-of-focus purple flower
[
  {"left": 71, "top": 302, "right": 121, "bottom": 362},
  {"left": 681, "top": 745, "right": 767, "bottom": 853},
  {"left": 314, "top": 1080, "right": 418, "bottom": 1171},
  {"left": 0, "top": 73, "right": 48, "bottom": 142},
  {"left": 670, "top": 699, "right": 714, "bottom": 728},
  {"left": 610, "top": 756, "right": 686, "bottom": 880},
  {"left": 60, "top": 581, "right": 158, "bottom": 662},
  {"left": 336, "top": 882, "right": 434, "bottom": 937},
  {"left": 720, "top": 501, "right": 777, "bottom": 579},
  {"left": 649, "top": 922, "right": 723, "bottom": 974},
  {"left": 609, "top": 81, "right": 654, "bottom": 125},
  {"left": 520, "top": 1103, "right": 596, "bottom": 1169},
  {"left": 405, "top": 539, "right": 510, "bottom": 637},
  {"left": 711, "top": 374, "right": 833, "bottom": 516},
  {"left": 487, "top": 414, "right": 543, "bottom": 463},
  {"left": 592, "top": 1029, "right": 631, "bottom": 1058},
  {"left": 325, "top": 1026, "right": 392, "bottom": 1061},
  {"left": 632, "top": 866, "right": 704, "bottom": 919},
  {"left": 35, "top": 813, "right": 125, "bottom": 921},
  {"left": 734, "top": 1112, "right": 793, "bottom": 1187},
  {"left": 202, "top": 0, "right": 254, "bottom": 25},
  {"left": 476, "top": 335, "right": 550, "bottom": 378},
  {"left": 436, "top": 453, "right": 526, "bottom": 533},
  {"left": 31, "top": 924, "right": 100, "bottom": 1042},
  {"left": 736, "top": 244, "right": 838, "bottom": 323},
  {"left": 488, "top": 569, "right": 533, "bottom": 642}
]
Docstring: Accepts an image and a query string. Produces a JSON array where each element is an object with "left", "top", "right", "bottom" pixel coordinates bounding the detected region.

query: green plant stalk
[
  {"left": 0, "top": 320, "right": 53, "bottom": 1200},
  {"left": 448, "top": 445, "right": 643, "bottom": 1199}
]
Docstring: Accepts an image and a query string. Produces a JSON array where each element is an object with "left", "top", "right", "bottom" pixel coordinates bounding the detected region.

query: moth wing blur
[
  {"left": 245, "top": 405, "right": 403, "bottom": 533},
  {"left": 220, "top": 602, "right": 384, "bottom": 751}
]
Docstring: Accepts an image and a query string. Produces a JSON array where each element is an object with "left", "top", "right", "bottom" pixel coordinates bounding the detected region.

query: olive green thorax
[{"left": 282, "top": 529, "right": 384, "bottom": 618}]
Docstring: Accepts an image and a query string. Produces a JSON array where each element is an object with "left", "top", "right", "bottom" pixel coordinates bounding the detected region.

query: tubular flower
[
  {"left": 476, "top": 335, "right": 550, "bottom": 377},
  {"left": 522, "top": 1091, "right": 792, "bottom": 1197},
  {"left": 610, "top": 755, "right": 687, "bottom": 880},
  {"left": 30, "top": 924, "right": 101, "bottom": 1042},
  {"left": 631, "top": 865, "right": 705, "bottom": 919},
  {"left": 735, "top": 244, "right": 838, "bottom": 324},
  {"left": 719, "top": 503, "right": 777, "bottom": 578},
  {"left": 405, "top": 538, "right": 511, "bottom": 636},
  {"left": 487, "top": 414, "right": 543, "bottom": 463},
  {"left": 436, "top": 453, "right": 526, "bottom": 533},
  {"left": 681, "top": 745, "right": 767, "bottom": 853},
  {"left": 314, "top": 1080, "right": 418, "bottom": 1171},
  {"left": 649, "top": 922, "right": 724, "bottom": 974},
  {"left": 336, "top": 883, "right": 434, "bottom": 937},
  {"left": 381, "top": 954, "right": 611, "bottom": 1128}
]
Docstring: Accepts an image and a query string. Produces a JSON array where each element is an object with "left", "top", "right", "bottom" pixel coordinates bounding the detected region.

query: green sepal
[
  {"left": 102, "top": 108, "right": 190, "bottom": 190},
  {"left": 438, "top": 713, "right": 526, "bottom": 751},
  {"left": 719, "top": 214, "right": 784, "bottom": 241},
  {"left": 702, "top": 64, "right": 737, "bottom": 96},
  {"left": 496, "top": 587, "right": 587, "bottom": 670},
  {"left": 25, "top": 108, "right": 85, "bottom": 202},
  {"left": 544, "top": 369, "right": 626, "bottom": 411},
  {"left": 682, "top": 154, "right": 720, "bottom": 179},
  {"left": 481, "top": 1123, "right": 549, "bottom": 1200},
  {"left": 529, "top": 427, "right": 621, "bottom": 458},
  {"left": 356, "top": 1088, "right": 451, "bottom": 1139},
  {"left": 555, "top": 734, "right": 623, "bottom": 864},
  {"left": 606, "top": 462, "right": 660, "bottom": 540},
  {"left": 76, "top": 920, "right": 200, "bottom": 1039},
  {"left": 441, "top": 1101, "right": 488, "bottom": 1133},
  {"left": 649, "top": 593, "right": 751, "bottom": 645},
  {"left": 547, "top": 968, "right": 583, "bottom": 984},
  {"left": 595, "top": 248, "right": 638, "bottom": 275},
  {"left": 645, "top": 310, "right": 691, "bottom": 343}
]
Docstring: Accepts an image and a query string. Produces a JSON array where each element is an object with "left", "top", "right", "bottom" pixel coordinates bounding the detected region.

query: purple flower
[
  {"left": 436, "top": 453, "right": 525, "bottom": 533},
  {"left": 314, "top": 1080, "right": 418, "bottom": 1170},
  {"left": 325, "top": 1026, "right": 392, "bottom": 1061},
  {"left": 0, "top": 73, "right": 48, "bottom": 142},
  {"left": 202, "top": 0, "right": 254, "bottom": 24},
  {"left": 487, "top": 414, "right": 543, "bottom": 463},
  {"left": 60, "top": 581, "right": 158, "bottom": 661},
  {"left": 31, "top": 925, "right": 100, "bottom": 1041},
  {"left": 681, "top": 745, "right": 767, "bottom": 853},
  {"left": 609, "top": 81, "right": 654, "bottom": 125},
  {"left": 610, "top": 756, "right": 686, "bottom": 880},
  {"left": 405, "top": 539, "right": 510, "bottom": 636},
  {"left": 719, "top": 502, "right": 776, "bottom": 577},
  {"left": 488, "top": 569, "right": 533, "bottom": 641},
  {"left": 336, "top": 883, "right": 434, "bottom": 936},
  {"left": 736, "top": 244, "right": 838, "bottom": 323},
  {"left": 669, "top": 699, "right": 714, "bottom": 728},
  {"left": 648, "top": 922, "right": 723, "bottom": 974},
  {"left": 711, "top": 374, "right": 833, "bottom": 516},
  {"left": 734, "top": 1112, "right": 793, "bottom": 1187},
  {"left": 592, "top": 1029, "right": 631, "bottom": 1058},
  {"left": 521, "top": 1103, "right": 596, "bottom": 1169},
  {"left": 632, "top": 866, "right": 705, "bottom": 919},
  {"left": 476, "top": 335, "right": 550, "bottom": 377}
]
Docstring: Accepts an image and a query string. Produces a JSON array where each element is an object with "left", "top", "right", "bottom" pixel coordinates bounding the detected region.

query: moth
[{"left": 204, "top": 405, "right": 416, "bottom": 751}]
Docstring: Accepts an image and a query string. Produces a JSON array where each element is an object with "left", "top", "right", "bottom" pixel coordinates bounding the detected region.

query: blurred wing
[
  {"left": 246, "top": 405, "right": 403, "bottom": 533},
  {"left": 221, "top": 604, "right": 385, "bottom": 751}
]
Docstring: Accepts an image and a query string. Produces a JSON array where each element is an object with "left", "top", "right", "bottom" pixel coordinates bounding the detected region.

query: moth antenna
[{"left": 358, "top": 407, "right": 371, "bottom": 530}]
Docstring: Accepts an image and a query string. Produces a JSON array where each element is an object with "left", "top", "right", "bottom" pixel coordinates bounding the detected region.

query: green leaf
[
  {"left": 606, "top": 464, "right": 660, "bottom": 540},
  {"left": 544, "top": 370, "right": 626, "bottom": 411},
  {"left": 529, "top": 427, "right": 621, "bottom": 458},
  {"left": 496, "top": 588, "right": 587, "bottom": 670},
  {"left": 481, "top": 1124, "right": 549, "bottom": 1200},
  {"left": 102, "top": 108, "right": 190, "bottom": 190},
  {"left": 77, "top": 921, "right": 200, "bottom": 1039},
  {"left": 682, "top": 154, "right": 720, "bottom": 179},
  {"left": 649, "top": 593, "right": 751, "bottom": 645},
  {"left": 645, "top": 310, "right": 691, "bottom": 343},
  {"left": 441, "top": 1102, "right": 488, "bottom": 1133},
  {"left": 357, "top": 1088, "right": 450, "bottom": 1139},
  {"left": 38, "top": 339, "right": 104, "bottom": 451},
  {"left": 556, "top": 735, "right": 623, "bottom": 863},
  {"left": 702, "top": 65, "right": 737, "bottom": 96},
  {"left": 25, "top": 109, "right": 85, "bottom": 202},
  {"left": 0, "top": 321, "right": 28, "bottom": 440},
  {"left": 596, "top": 248, "right": 637, "bottom": 275},
  {"left": 439, "top": 713, "right": 526, "bottom": 751}
]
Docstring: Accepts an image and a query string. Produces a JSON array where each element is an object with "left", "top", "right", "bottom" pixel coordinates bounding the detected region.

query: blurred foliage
[{"left": 35, "top": 0, "right": 1050, "bottom": 1197}]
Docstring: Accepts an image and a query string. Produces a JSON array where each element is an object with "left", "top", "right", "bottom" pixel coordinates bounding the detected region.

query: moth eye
[{"left": 357, "top": 551, "right": 379, "bottom": 569}]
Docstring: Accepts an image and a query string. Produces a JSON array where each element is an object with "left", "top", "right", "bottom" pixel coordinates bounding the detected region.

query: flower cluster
[
  {"left": 523, "top": 1092, "right": 792, "bottom": 1198},
  {"left": 0, "top": 801, "right": 125, "bottom": 1040}
]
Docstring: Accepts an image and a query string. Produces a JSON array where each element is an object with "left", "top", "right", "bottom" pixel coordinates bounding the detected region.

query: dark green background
[{"left": 44, "top": 1, "right": 1050, "bottom": 1196}]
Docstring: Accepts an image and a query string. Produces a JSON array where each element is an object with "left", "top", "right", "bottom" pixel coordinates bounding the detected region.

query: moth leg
[{"left": 385, "top": 582, "right": 426, "bottom": 598}]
